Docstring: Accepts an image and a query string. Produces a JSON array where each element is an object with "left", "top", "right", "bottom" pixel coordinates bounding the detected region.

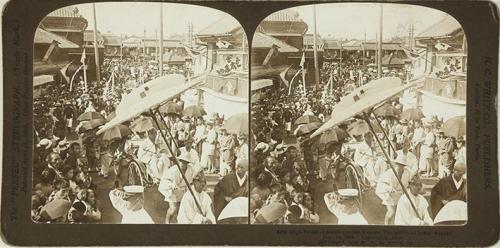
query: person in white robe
[
  {"left": 193, "top": 118, "right": 206, "bottom": 155},
  {"left": 178, "top": 138, "right": 200, "bottom": 166},
  {"left": 411, "top": 120, "right": 425, "bottom": 159},
  {"left": 375, "top": 154, "right": 412, "bottom": 225},
  {"left": 200, "top": 121, "right": 217, "bottom": 173},
  {"left": 455, "top": 136, "right": 466, "bottom": 163},
  {"left": 419, "top": 123, "right": 436, "bottom": 176},
  {"left": 218, "top": 128, "right": 235, "bottom": 177},
  {"left": 236, "top": 133, "right": 249, "bottom": 161},
  {"left": 395, "top": 177, "right": 433, "bottom": 225},
  {"left": 396, "top": 140, "right": 419, "bottom": 177},
  {"left": 108, "top": 185, "right": 154, "bottom": 224},
  {"left": 136, "top": 129, "right": 162, "bottom": 183},
  {"left": 324, "top": 188, "right": 368, "bottom": 225},
  {"left": 158, "top": 152, "right": 198, "bottom": 223},
  {"left": 177, "top": 171, "right": 216, "bottom": 224},
  {"left": 354, "top": 132, "right": 386, "bottom": 186}
]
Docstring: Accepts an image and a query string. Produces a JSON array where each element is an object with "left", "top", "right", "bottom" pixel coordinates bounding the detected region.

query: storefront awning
[
  {"left": 34, "top": 74, "right": 55, "bottom": 87},
  {"left": 251, "top": 79, "right": 273, "bottom": 91}
]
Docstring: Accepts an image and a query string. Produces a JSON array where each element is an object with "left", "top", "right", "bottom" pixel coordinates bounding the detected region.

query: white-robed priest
[
  {"left": 177, "top": 170, "right": 216, "bottom": 224},
  {"left": 108, "top": 184, "right": 154, "bottom": 224},
  {"left": 324, "top": 188, "right": 368, "bottom": 225}
]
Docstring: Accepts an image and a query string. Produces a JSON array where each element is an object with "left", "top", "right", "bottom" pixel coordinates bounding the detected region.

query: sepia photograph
[
  {"left": 250, "top": 3, "right": 467, "bottom": 225},
  {"left": 32, "top": 2, "right": 249, "bottom": 224}
]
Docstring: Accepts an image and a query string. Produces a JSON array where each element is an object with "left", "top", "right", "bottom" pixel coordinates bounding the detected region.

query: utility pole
[
  {"left": 377, "top": 4, "right": 383, "bottom": 78},
  {"left": 188, "top": 22, "right": 193, "bottom": 48},
  {"left": 159, "top": 3, "right": 164, "bottom": 76},
  {"left": 92, "top": 3, "right": 101, "bottom": 83},
  {"left": 143, "top": 27, "right": 147, "bottom": 58},
  {"left": 339, "top": 38, "right": 343, "bottom": 72},
  {"left": 312, "top": 5, "right": 320, "bottom": 88},
  {"left": 155, "top": 29, "right": 159, "bottom": 63},
  {"left": 120, "top": 34, "right": 123, "bottom": 65}
]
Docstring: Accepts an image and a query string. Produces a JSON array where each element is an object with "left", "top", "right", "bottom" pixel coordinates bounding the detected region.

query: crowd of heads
[
  {"left": 33, "top": 54, "right": 248, "bottom": 223},
  {"left": 250, "top": 57, "right": 465, "bottom": 224}
]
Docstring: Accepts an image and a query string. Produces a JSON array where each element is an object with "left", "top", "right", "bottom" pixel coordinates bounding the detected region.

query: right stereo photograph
[{"left": 250, "top": 3, "right": 467, "bottom": 226}]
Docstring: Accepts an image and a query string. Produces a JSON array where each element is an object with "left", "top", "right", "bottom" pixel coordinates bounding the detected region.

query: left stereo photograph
[{"left": 32, "top": 2, "right": 249, "bottom": 224}]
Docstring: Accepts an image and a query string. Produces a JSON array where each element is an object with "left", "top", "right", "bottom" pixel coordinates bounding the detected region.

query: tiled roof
[
  {"left": 342, "top": 40, "right": 363, "bottom": 50},
  {"left": 34, "top": 28, "right": 79, "bottom": 48},
  {"left": 417, "top": 15, "right": 462, "bottom": 38},
  {"left": 323, "top": 39, "right": 341, "bottom": 49},
  {"left": 303, "top": 34, "right": 324, "bottom": 46},
  {"left": 102, "top": 34, "right": 122, "bottom": 46},
  {"left": 362, "top": 42, "right": 404, "bottom": 50},
  {"left": 382, "top": 54, "right": 406, "bottom": 65},
  {"left": 46, "top": 6, "right": 83, "bottom": 18},
  {"left": 252, "top": 32, "right": 298, "bottom": 53},
  {"left": 197, "top": 16, "right": 241, "bottom": 36},
  {"left": 143, "top": 39, "right": 182, "bottom": 48},
  {"left": 264, "top": 9, "right": 302, "bottom": 22},
  {"left": 83, "top": 30, "right": 104, "bottom": 42}
]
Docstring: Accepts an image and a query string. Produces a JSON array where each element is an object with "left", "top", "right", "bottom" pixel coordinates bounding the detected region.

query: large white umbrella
[
  {"left": 310, "top": 76, "right": 424, "bottom": 138},
  {"left": 217, "top": 197, "right": 249, "bottom": 223},
  {"left": 310, "top": 75, "right": 425, "bottom": 219},
  {"left": 433, "top": 200, "right": 467, "bottom": 225},
  {"left": 97, "top": 73, "right": 207, "bottom": 135}
]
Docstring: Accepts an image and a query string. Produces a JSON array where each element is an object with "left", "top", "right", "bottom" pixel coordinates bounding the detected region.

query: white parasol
[
  {"left": 310, "top": 75, "right": 425, "bottom": 219},
  {"left": 217, "top": 197, "right": 249, "bottom": 222},
  {"left": 310, "top": 76, "right": 423, "bottom": 138},
  {"left": 433, "top": 200, "right": 467, "bottom": 225},
  {"left": 97, "top": 73, "right": 207, "bottom": 135}
]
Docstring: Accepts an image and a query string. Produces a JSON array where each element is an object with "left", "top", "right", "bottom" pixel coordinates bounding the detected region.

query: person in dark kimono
[
  {"left": 430, "top": 161, "right": 467, "bottom": 218},
  {"left": 213, "top": 158, "right": 249, "bottom": 218}
]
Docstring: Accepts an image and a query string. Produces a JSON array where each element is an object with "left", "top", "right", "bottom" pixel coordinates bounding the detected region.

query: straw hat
[
  {"left": 37, "top": 138, "right": 53, "bottom": 150},
  {"left": 254, "top": 142, "right": 270, "bottom": 153},
  {"left": 392, "top": 154, "right": 409, "bottom": 166},
  {"left": 178, "top": 152, "right": 192, "bottom": 163},
  {"left": 255, "top": 202, "right": 287, "bottom": 223}
]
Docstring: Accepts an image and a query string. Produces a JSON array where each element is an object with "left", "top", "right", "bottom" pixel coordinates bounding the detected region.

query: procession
[
  {"left": 250, "top": 4, "right": 467, "bottom": 225},
  {"left": 32, "top": 3, "right": 249, "bottom": 224}
]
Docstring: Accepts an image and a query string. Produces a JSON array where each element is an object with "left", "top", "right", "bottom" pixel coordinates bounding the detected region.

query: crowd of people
[
  {"left": 32, "top": 56, "right": 248, "bottom": 224},
  {"left": 250, "top": 60, "right": 466, "bottom": 225}
]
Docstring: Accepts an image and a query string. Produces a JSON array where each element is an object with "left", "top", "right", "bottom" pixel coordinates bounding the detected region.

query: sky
[
  {"left": 52, "top": 2, "right": 456, "bottom": 41},
  {"left": 67, "top": 2, "right": 235, "bottom": 37},
  {"left": 291, "top": 3, "right": 454, "bottom": 40}
]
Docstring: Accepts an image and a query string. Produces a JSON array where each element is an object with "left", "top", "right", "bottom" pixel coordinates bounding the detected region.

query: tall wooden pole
[
  {"left": 159, "top": 3, "right": 164, "bottom": 76},
  {"left": 155, "top": 30, "right": 159, "bottom": 64},
  {"left": 92, "top": 3, "right": 101, "bottom": 83},
  {"left": 120, "top": 34, "right": 123, "bottom": 62},
  {"left": 312, "top": 5, "right": 320, "bottom": 88},
  {"left": 377, "top": 4, "right": 383, "bottom": 78}
]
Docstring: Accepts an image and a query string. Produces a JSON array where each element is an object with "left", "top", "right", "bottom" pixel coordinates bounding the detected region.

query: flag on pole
[
  {"left": 81, "top": 48, "right": 88, "bottom": 93},
  {"left": 59, "top": 61, "right": 72, "bottom": 83},
  {"left": 80, "top": 48, "right": 86, "bottom": 64},
  {"left": 300, "top": 52, "right": 306, "bottom": 94},
  {"left": 299, "top": 52, "right": 305, "bottom": 68}
]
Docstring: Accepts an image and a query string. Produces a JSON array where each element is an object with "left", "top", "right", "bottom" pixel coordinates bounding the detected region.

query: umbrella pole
[
  {"left": 155, "top": 110, "right": 181, "bottom": 151},
  {"left": 149, "top": 110, "right": 205, "bottom": 217},
  {"left": 371, "top": 113, "right": 398, "bottom": 158},
  {"left": 362, "top": 112, "right": 422, "bottom": 221}
]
